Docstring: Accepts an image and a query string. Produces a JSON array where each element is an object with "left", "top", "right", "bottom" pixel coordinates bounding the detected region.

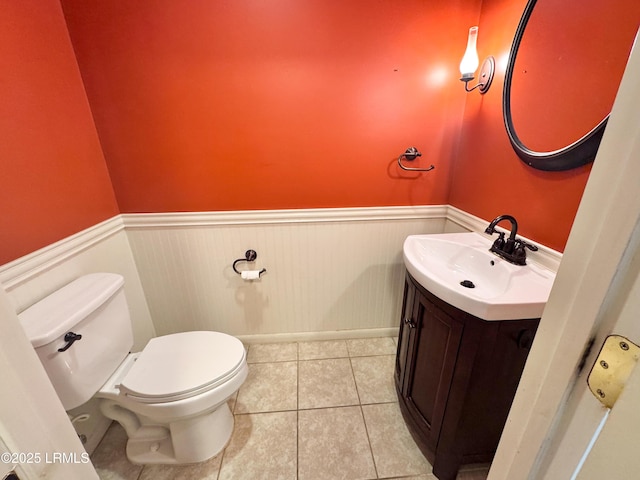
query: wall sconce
[{"left": 459, "top": 26, "right": 494, "bottom": 94}]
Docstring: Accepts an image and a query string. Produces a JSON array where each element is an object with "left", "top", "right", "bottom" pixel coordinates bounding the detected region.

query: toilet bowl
[
  {"left": 18, "top": 273, "right": 248, "bottom": 464},
  {"left": 97, "top": 331, "right": 248, "bottom": 464}
]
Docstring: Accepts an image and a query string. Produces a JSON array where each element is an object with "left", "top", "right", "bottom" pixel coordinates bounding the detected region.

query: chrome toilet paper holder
[{"left": 233, "top": 250, "right": 266, "bottom": 277}]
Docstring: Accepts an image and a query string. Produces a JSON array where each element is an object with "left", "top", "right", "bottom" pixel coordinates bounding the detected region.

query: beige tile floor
[{"left": 92, "top": 337, "right": 489, "bottom": 480}]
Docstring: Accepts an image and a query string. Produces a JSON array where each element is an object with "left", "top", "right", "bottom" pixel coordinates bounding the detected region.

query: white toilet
[{"left": 18, "top": 273, "right": 248, "bottom": 464}]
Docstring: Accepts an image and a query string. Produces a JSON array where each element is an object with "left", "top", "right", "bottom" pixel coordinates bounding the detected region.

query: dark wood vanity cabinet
[{"left": 396, "top": 273, "right": 539, "bottom": 480}]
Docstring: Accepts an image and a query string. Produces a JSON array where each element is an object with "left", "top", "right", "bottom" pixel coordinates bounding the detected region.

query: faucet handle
[
  {"left": 513, "top": 239, "right": 538, "bottom": 262},
  {"left": 491, "top": 231, "right": 506, "bottom": 250},
  {"left": 518, "top": 239, "right": 538, "bottom": 252}
]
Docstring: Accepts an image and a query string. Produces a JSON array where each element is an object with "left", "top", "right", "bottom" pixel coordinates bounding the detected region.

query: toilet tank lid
[{"left": 18, "top": 273, "right": 125, "bottom": 348}]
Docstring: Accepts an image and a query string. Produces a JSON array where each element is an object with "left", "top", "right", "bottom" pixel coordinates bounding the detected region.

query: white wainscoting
[
  {"left": 122, "top": 206, "right": 449, "bottom": 342},
  {"left": 0, "top": 217, "right": 156, "bottom": 350},
  {"left": 0, "top": 205, "right": 560, "bottom": 345}
]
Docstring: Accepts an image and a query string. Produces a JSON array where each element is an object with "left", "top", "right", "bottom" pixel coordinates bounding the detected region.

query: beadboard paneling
[
  {"left": 0, "top": 217, "right": 156, "bottom": 351},
  {"left": 124, "top": 207, "right": 448, "bottom": 337},
  {"left": 0, "top": 206, "right": 559, "bottom": 343}
]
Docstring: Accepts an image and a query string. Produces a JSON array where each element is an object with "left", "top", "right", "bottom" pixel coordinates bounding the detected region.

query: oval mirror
[{"left": 503, "top": 0, "right": 640, "bottom": 171}]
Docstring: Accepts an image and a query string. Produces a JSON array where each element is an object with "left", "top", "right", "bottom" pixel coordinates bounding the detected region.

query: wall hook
[{"left": 397, "top": 147, "right": 435, "bottom": 172}]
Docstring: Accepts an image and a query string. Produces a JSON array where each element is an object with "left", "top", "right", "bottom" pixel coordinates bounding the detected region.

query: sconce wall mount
[
  {"left": 461, "top": 56, "right": 495, "bottom": 94},
  {"left": 459, "top": 26, "right": 495, "bottom": 94}
]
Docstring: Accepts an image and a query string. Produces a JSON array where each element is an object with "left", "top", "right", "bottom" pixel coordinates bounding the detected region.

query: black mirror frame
[{"left": 502, "top": 0, "right": 608, "bottom": 171}]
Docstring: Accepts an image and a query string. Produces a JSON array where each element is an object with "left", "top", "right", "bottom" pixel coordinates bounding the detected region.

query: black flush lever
[{"left": 58, "top": 331, "right": 82, "bottom": 352}]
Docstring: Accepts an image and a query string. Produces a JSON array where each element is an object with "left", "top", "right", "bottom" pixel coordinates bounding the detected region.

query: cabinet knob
[
  {"left": 517, "top": 329, "right": 534, "bottom": 350},
  {"left": 404, "top": 317, "right": 417, "bottom": 329}
]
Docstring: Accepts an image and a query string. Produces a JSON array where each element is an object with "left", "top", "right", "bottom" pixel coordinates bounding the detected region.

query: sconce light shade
[
  {"left": 459, "top": 26, "right": 480, "bottom": 79},
  {"left": 459, "top": 26, "right": 494, "bottom": 94}
]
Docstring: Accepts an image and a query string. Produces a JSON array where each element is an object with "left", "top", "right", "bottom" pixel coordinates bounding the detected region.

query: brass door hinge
[{"left": 587, "top": 335, "right": 640, "bottom": 408}]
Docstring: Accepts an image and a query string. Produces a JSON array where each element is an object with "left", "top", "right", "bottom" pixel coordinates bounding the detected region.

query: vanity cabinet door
[
  {"left": 395, "top": 277, "right": 416, "bottom": 395},
  {"left": 403, "top": 287, "right": 464, "bottom": 453},
  {"left": 396, "top": 272, "right": 539, "bottom": 479}
]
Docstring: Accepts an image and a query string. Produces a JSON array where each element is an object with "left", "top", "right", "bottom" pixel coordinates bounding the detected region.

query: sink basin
[{"left": 403, "top": 232, "right": 556, "bottom": 320}]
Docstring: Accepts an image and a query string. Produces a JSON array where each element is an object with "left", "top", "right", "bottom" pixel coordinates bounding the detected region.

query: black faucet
[{"left": 484, "top": 215, "right": 538, "bottom": 265}]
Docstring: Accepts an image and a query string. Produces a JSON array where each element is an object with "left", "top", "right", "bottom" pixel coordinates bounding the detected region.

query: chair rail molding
[
  {"left": 121, "top": 205, "right": 449, "bottom": 228},
  {"left": 0, "top": 216, "right": 124, "bottom": 290}
]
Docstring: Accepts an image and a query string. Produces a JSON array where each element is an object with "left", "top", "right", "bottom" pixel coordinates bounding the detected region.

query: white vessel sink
[{"left": 403, "top": 232, "right": 556, "bottom": 320}]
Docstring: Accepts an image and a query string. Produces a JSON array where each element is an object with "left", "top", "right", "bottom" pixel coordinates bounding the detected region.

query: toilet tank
[{"left": 18, "top": 273, "right": 134, "bottom": 410}]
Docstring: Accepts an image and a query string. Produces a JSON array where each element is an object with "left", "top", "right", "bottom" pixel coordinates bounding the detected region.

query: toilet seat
[{"left": 118, "top": 331, "right": 246, "bottom": 404}]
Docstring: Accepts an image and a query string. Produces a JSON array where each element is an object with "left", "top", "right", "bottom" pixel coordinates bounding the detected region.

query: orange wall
[
  {"left": 3, "top": 0, "right": 636, "bottom": 265},
  {"left": 0, "top": 0, "right": 119, "bottom": 265},
  {"left": 449, "top": 0, "right": 640, "bottom": 252},
  {"left": 61, "top": 0, "right": 478, "bottom": 213}
]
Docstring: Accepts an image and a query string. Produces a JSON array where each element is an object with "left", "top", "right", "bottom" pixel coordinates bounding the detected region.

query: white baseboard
[{"left": 237, "top": 327, "right": 398, "bottom": 345}]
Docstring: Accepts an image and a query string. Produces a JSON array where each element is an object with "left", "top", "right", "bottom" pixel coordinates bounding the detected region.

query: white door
[
  {"left": 577, "top": 357, "right": 640, "bottom": 479},
  {"left": 537, "top": 28, "right": 640, "bottom": 478},
  {"left": 543, "top": 246, "right": 640, "bottom": 479}
]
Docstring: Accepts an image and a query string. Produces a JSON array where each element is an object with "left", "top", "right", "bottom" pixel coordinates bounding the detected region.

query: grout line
[
  {"left": 349, "top": 356, "right": 363, "bottom": 406},
  {"left": 245, "top": 359, "right": 299, "bottom": 365},
  {"left": 296, "top": 342, "right": 300, "bottom": 412},
  {"left": 296, "top": 344, "right": 300, "bottom": 480},
  {"left": 216, "top": 440, "right": 225, "bottom": 480},
  {"left": 294, "top": 401, "right": 395, "bottom": 413},
  {"left": 349, "top": 353, "right": 380, "bottom": 479},
  {"left": 359, "top": 403, "right": 379, "bottom": 479},
  {"left": 214, "top": 396, "right": 237, "bottom": 480},
  {"left": 295, "top": 355, "right": 349, "bottom": 364},
  {"left": 234, "top": 408, "right": 300, "bottom": 416}
]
